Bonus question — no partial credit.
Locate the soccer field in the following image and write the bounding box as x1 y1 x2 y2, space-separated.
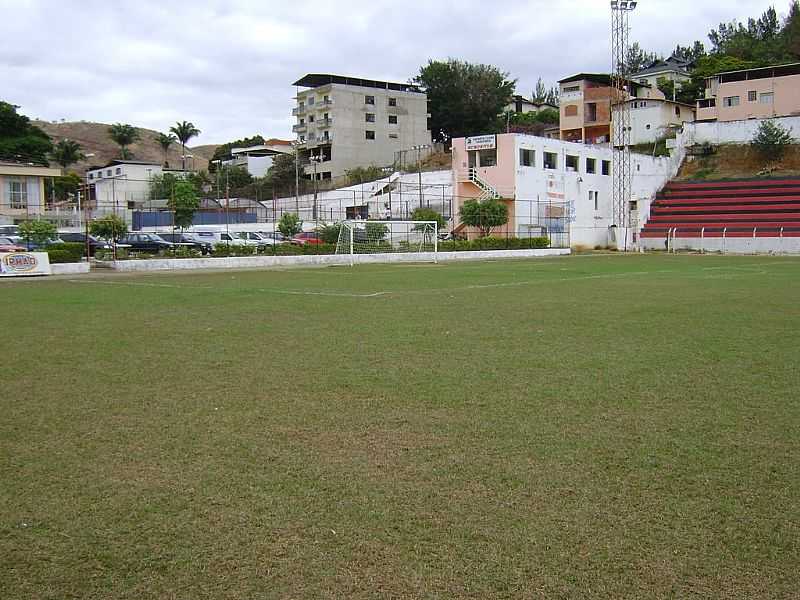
2 254 799 599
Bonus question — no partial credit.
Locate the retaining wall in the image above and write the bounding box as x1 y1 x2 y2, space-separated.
642 236 800 254
107 249 570 273
681 116 800 146
51 262 91 275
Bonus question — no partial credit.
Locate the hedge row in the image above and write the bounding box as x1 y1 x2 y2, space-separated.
438 237 550 251
212 243 338 257
44 242 85 264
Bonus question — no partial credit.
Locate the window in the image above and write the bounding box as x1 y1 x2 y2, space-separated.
106 169 112 176
602 160 611 175
307 96 315 105
389 133 399 139
299 135 305 142
564 104 578 117
639 79 648 85
543 152 557 170
388 115 398 124
365 95 375 105
723 96 740 107
89 173 94 180
586 157 596 174
675 106 680 117
586 102 598 122
760 92 774 104
748 90 757 102
590 191 599 211
519 148 534 167
388 97 397 107
8 178 27 209
115 167 122 175
299 118 305 125
366 130 375 140
365 113 375 123
323 95 329 103
563 85 580 93
478 149 497 167
566 155 579 171
309 115 315 123
646 124 651 130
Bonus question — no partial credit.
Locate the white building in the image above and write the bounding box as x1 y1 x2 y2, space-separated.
632 55 693 90
452 133 676 249
628 98 695 145
224 140 293 178
86 160 188 210
505 95 558 115
292 74 431 180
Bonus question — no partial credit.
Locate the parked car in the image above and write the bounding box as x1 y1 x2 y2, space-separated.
0 236 27 252
258 231 287 244
58 233 113 254
191 229 247 247
238 231 277 247
291 232 324 245
157 232 213 255
0 226 20 238
117 233 174 254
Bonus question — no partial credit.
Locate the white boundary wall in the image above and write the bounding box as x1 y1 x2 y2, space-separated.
642 235 800 254
680 116 800 146
106 249 570 273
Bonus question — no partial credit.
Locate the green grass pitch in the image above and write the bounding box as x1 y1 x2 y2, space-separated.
2 254 799 599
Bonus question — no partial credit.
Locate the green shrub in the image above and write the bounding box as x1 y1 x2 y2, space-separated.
752 119 794 162
45 242 84 263
318 223 342 244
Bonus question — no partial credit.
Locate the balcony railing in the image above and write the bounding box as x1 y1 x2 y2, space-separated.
316 99 334 108
317 117 333 128
292 106 307 116
292 122 307 132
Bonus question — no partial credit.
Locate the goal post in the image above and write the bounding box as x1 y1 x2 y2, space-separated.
335 220 438 265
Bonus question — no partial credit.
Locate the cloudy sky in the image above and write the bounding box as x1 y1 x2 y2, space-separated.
0 0 784 145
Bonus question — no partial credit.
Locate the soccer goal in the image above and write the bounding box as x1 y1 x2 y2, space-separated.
335 221 438 265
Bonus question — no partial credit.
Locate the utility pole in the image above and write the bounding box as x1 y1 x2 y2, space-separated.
411 144 430 209
293 141 301 215
310 155 321 224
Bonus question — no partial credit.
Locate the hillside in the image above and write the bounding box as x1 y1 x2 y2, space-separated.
677 144 800 180
34 121 219 174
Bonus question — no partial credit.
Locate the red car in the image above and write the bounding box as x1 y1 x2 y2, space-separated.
291 232 324 245
0 237 26 252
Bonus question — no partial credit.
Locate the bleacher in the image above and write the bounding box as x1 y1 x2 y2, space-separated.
641 178 800 240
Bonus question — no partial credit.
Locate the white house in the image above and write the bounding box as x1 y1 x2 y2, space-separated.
628 98 695 145
224 140 293 178
86 160 190 210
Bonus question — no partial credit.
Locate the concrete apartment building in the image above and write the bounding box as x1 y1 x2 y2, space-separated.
558 73 667 145
292 74 431 180
0 161 62 223
628 97 695 144
697 62 800 122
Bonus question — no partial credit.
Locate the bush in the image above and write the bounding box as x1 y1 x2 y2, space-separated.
19 220 57 247
437 236 549 252
411 207 447 230
318 223 342 244
277 213 302 238
45 243 85 263
752 119 794 162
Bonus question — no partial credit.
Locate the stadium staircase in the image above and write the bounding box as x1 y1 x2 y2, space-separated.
640 178 800 242
465 168 502 201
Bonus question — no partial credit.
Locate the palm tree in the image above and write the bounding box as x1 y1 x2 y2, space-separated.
169 121 201 171
155 132 177 168
49 139 85 169
108 123 139 159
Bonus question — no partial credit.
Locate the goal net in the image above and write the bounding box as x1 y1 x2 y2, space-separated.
335 221 438 263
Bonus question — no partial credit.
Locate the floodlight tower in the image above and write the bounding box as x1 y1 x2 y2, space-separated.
611 0 637 250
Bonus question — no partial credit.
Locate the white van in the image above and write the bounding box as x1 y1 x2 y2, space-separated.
191 228 248 247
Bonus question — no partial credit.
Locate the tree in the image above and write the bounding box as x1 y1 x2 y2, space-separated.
155 132 176 167
413 59 516 142
267 152 304 195
170 121 201 171
626 42 660 74
89 214 128 243
459 198 509 237
168 181 201 231
224 166 253 192
532 78 558 106
318 222 342 244
108 123 139 159
411 207 447 230
785 1 800 59
18 219 57 248
673 41 707 63
52 172 82 202
751 119 794 162
277 212 302 238
345 165 385 184
0 101 52 164
499 109 559 136
49 139 85 169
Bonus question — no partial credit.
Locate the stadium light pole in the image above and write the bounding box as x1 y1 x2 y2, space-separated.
310 154 322 224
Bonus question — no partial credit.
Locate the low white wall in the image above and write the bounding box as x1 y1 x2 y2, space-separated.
51 262 91 275
108 249 570 272
642 236 800 254
681 116 800 146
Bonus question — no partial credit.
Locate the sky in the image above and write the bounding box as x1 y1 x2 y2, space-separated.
0 0 785 145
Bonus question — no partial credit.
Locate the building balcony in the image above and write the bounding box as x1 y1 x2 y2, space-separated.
292 122 307 133
316 99 334 109
292 106 307 116
317 117 333 128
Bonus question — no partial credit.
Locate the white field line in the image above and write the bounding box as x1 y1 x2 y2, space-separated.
65 262 786 300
